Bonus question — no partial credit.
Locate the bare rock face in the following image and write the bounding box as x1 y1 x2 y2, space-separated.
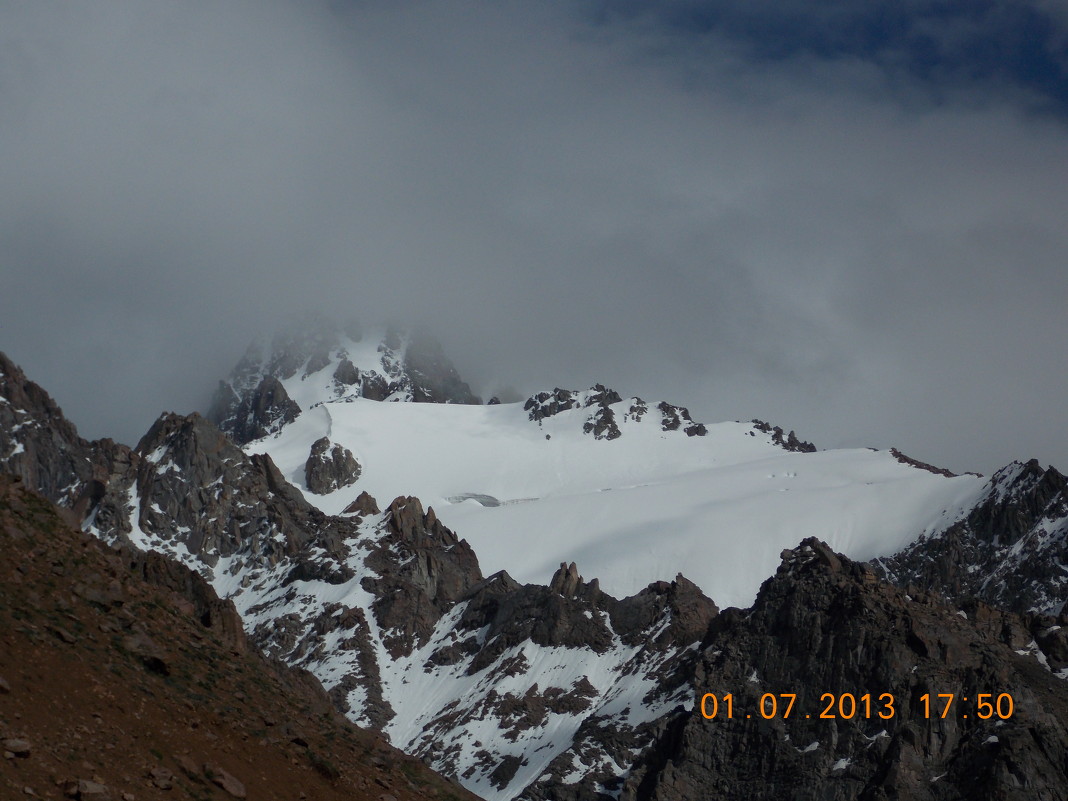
209 375 300 445
621 538 1068 801
332 358 359 386
363 496 483 657
304 437 361 495
583 402 622 441
343 490 380 516
524 388 582 422
0 351 121 511
91 411 358 586
657 401 707 437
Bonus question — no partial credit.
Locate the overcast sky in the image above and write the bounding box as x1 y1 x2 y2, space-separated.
1 0 1066 475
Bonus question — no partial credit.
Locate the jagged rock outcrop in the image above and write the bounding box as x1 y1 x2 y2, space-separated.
343 490 381 516
658 401 707 437
305 437 361 494
621 538 1068 801
364 496 483 657
524 385 707 440
0 351 116 509
751 418 816 452
90 411 358 586
584 403 622 440
876 459 1068 616
209 375 301 445
394 564 719 799
524 387 585 422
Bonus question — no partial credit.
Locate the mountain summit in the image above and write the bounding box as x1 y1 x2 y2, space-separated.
208 320 479 444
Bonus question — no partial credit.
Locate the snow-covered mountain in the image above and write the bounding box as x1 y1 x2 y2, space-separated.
3 329 1068 800
210 324 989 610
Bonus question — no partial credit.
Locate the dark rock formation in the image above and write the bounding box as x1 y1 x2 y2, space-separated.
0 351 115 510
626 398 648 423
363 496 483 657
343 490 380 516
524 388 582 422
90 411 358 585
583 403 622 440
659 401 707 437
889 447 961 478
621 538 1068 801
209 375 301 445
304 437 361 495
751 419 816 452
524 384 706 441
332 357 360 386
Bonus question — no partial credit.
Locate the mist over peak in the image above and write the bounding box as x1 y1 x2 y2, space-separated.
1 0 1066 476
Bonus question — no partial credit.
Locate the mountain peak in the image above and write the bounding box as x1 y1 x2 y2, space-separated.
208 320 480 444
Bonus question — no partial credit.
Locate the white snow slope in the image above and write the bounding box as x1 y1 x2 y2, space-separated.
246 337 987 610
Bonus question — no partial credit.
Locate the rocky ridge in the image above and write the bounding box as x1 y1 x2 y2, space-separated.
875 459 1068 616
0 351 122 515
750 418 816 453
620 538 1068 800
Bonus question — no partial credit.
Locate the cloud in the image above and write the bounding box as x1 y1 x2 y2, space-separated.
1 0 1066 475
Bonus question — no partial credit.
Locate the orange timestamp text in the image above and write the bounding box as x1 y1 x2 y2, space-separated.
699 692 1015 721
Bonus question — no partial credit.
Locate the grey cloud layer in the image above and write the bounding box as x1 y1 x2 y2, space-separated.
1 0 1066 475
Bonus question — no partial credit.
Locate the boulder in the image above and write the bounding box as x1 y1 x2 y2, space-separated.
304 438 361 495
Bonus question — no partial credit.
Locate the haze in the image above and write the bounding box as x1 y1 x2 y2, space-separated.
2 0 1066 476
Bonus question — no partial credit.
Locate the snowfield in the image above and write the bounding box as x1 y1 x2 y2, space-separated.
250 380 986 609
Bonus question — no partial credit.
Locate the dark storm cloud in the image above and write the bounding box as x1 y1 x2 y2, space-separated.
1 0 1067 476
